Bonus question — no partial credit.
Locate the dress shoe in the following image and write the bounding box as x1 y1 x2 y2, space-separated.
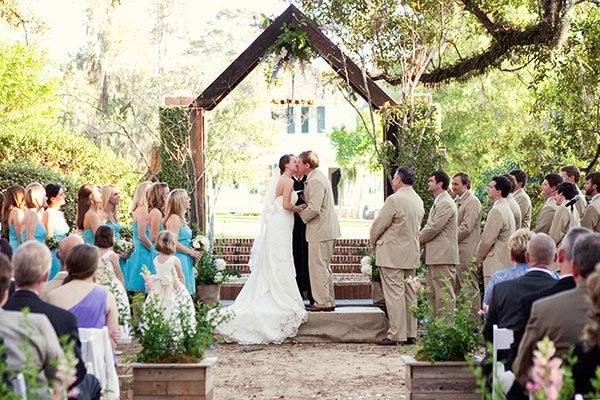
306 305 335 312
378 338 397 346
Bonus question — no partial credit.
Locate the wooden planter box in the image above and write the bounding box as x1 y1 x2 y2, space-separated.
196 284 221 305
131 357 217 399
402 355 481 400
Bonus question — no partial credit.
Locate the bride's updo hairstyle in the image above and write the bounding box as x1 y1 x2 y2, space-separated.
278 154 294 175
64 244 99 284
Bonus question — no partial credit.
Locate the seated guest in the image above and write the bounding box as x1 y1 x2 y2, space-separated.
483 233 558 370
0 238 15 297
41 234 84 300
483 228 533 311
0 252 67 389
520 227 590 318
572 264 600 396
510 232 600 399
46 244 119 347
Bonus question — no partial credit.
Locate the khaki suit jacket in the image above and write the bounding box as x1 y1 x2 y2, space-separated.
456 190 482 266
548 204 580 245
581 194 600 232
575 187 587 220
533 198 558 234
513 285 590 386
419 191 460 265
475 198 515 273
0 310 66 387
507 194 523 229
513 188 532 229
370 186 424 269
300 169 341 242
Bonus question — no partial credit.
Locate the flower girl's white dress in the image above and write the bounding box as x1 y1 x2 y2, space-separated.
97 251 131 326
144 255 196 330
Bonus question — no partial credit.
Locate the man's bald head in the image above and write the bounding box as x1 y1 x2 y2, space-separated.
525 233 557 268
58 234 84 269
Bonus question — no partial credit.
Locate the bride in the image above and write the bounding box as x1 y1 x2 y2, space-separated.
215 154 309 344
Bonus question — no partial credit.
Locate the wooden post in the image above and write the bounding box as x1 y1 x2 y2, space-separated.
189 105 207 234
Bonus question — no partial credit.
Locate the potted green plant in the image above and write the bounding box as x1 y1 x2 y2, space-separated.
129 296 226 399
403 276 483 400
194 240 240 305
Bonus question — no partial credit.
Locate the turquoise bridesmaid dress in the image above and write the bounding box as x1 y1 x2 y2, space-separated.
125 223 153 291
21 224 47 244
8 224 20 251
104 221 127 277
175 224 195 295
48 214 69 280
82 228 95 245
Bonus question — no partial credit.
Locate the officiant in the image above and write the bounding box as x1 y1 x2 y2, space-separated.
293 174 314 304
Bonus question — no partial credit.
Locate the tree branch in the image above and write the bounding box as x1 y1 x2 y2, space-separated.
459 0 502 38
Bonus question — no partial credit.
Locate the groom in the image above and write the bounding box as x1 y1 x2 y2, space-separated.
298 150 341 312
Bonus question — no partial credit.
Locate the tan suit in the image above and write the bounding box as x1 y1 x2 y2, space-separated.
507 193 523 230
513 188 532 229
419 191 459 316
0 310 66 387
476 197 515 284
300 169 341 308
513 285 590 386
581 194 600 232
548 204 580 245
533 197 558 234
575 186 587 220
455 190 482 307
41 271 67 301
370 186 424 341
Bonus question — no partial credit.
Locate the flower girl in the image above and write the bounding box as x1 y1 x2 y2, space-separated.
142 231 196 331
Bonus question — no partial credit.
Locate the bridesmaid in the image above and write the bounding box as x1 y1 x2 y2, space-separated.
42 184 69 280
76 184 104 244
164 189 202 295
1 185 26 251
125 181 153 292
21 183 47 244
148 183 169 245
99 184 122 240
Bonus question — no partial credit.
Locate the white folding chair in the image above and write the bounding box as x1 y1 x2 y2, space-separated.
493 324 515 399
79 327 119 400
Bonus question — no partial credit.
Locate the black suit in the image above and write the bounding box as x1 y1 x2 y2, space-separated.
520 275 576 319
292 175 313 303
3 289 86 386
483 269 557 369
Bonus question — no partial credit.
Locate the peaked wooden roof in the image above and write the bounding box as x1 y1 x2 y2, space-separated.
193 4 395 111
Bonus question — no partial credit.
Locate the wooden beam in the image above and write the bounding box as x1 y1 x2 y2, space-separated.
189 106 206 233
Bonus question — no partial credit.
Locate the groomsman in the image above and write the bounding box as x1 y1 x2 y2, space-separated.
509 169 532 229
451 172 482 306
504 174 523 229
419 171 459 317
560 165 587 218
370 167 424 345
534 173 563 234
582 171 600 232
476 176 516 285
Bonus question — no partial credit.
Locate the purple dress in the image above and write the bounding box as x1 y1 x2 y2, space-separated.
69 286 108 329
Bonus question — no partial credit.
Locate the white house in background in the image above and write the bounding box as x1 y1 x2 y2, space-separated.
215 61 384 219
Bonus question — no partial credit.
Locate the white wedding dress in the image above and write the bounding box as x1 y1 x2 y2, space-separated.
215 191 308 344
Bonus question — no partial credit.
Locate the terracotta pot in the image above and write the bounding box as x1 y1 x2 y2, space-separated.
196 284 221 305
402 355 481 400
131 357 217 399
371 280 386 306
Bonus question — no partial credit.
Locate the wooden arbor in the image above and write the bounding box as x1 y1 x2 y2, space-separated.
190 4 396 232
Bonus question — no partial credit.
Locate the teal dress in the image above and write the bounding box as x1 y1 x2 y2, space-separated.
82 228 95 245
8 224 20 251
175 224 195 295
48 213 70 280
125 223 153 291
21 224 47 244
104 221 127 277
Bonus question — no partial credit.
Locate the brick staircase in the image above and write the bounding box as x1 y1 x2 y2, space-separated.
215 238 372 300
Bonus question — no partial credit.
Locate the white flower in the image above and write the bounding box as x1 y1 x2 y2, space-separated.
214 272 224 284
192 235 210 250
214 258 226 271
360 256 373 267
360 263 372 277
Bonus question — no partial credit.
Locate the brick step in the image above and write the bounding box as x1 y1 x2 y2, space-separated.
217 245 369 256
215 238 369 247
220 273 371 300
226 263 362 274
217 254 365 264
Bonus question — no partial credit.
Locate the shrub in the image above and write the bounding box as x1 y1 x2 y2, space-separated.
0 162 79 225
